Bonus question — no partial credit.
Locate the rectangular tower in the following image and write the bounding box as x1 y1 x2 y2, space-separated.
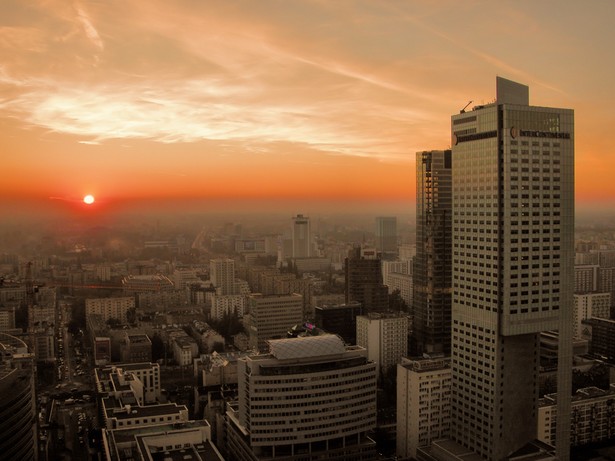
413 150 452 355
292 214 312 258
449 77 573 460
375 216 397 257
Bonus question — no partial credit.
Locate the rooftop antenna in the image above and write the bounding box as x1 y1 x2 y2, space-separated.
460 100 473 114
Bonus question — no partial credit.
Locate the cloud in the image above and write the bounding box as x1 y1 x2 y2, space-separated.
75 3 104 51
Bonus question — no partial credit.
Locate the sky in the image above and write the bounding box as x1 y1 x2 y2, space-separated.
1 0 614 216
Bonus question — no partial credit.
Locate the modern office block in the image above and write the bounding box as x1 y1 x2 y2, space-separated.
445 77 574 460
413 149 452 355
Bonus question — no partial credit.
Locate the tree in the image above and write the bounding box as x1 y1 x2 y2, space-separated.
106 317 121 328
126 307 137 325
151 333 165 362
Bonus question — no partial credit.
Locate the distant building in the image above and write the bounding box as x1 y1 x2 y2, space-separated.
120 333 152 364
573 293 611 339
375 216 397 257
245 293 303 351
95 362 161 404
292 214 312 258
582 317 615 361
575 265 599 293
86 297 135 324
122 274 174 293
397 356 452 460
387 272 412 307
226 335 378 460
0 307 15 331
356 312 408 376
345 246 388 313
211 294 247 321
210 258 236 295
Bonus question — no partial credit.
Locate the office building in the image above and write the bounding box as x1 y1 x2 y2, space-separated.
314 301 363 345
356 312 408 376
375 216 397 257
226 334 378 460
573 292 611 339
582 317 615 360
85 296 135 324
442 77 574 460
414 149 452 355
95 362 161 404
245 293 303 351
345 246 389 313
538 385 615 448
397 356 452 460
0 332 35 461
120 333 152 364
575 265 599 293
210 258 236 295
211 294 247 321
292 214 312 258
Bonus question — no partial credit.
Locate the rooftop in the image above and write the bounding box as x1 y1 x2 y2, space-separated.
268 334 346 360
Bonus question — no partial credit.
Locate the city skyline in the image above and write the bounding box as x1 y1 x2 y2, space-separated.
1 1 614 217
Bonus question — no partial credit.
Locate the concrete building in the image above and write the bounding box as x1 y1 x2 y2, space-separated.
292 214 312 258
414 149 452 355
85 296 135 324
172 268 201 290
442 77 575 460
0 307 15 330
0 332 36 461
538 385 615 448
120 333 152 364
122 274 174 293
211 294 247 321
573 292 611 339
356 312 408 376
575 265 599 293
245 293 304 351
382 259 411 289
210 258 236 295
375 216 397 257
386 272 413 307
96 362 161 404
397 356 452 460
582 317 615 361
226 334 378 460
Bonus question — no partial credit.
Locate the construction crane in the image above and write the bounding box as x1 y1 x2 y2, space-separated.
460 100 473 114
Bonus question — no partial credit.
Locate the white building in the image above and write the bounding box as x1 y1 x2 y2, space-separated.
211 294 247 321
226 334 377 460
387 272 413 307
210 258 236 295
443 77 575 460
356 312 408 376
573 292 611 339
85 297 135 324
538 385 615 448
95 362 161 404
172 268 200 290
397 356 452 460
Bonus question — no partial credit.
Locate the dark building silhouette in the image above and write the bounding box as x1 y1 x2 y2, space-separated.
413 149 452 355
344 247 388 313
314 301 363 345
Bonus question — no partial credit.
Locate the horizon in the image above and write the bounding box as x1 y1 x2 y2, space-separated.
2 1 615 215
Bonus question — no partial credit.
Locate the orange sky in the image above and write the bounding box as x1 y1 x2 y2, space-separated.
1 1 614 214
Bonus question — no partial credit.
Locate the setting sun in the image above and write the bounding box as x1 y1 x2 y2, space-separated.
83 195 95 205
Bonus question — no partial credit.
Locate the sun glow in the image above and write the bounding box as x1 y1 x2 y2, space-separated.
83 194 95 204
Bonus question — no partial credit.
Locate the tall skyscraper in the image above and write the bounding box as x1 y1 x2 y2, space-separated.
447 77 574 460
375 216 397 257
292 214 312 258
413 150 452 355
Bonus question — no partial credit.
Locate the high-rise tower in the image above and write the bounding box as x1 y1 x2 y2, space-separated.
448 77 573 460
375 216 397 257
292 214 312 258
413 150 452 355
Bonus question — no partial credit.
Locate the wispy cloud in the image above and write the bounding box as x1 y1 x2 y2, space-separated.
75 3 104 51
